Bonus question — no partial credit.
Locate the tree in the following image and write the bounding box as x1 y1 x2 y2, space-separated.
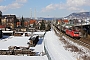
46 23 51 31
40 20 45 30
14 18 19 28
21 16 24 28
12 15 19 28
33 22 36 28
0 11 2 25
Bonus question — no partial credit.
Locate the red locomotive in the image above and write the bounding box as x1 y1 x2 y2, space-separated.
66 28 80 38
61 24 80 38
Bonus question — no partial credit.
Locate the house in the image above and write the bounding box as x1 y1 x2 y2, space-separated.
24 21 29 27
63 19 69 24
1 15 18 29
57 20 62 25
16 22 21 27
0 25 5 30
29 19 36 27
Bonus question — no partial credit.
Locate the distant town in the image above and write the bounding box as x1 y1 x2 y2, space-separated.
0 11 51 32
0 10 90 37
1 10 90 35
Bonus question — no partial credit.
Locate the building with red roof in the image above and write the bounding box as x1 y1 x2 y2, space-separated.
0 25 5 30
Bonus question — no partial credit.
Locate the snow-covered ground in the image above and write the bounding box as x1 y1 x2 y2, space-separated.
0 32 48 60
62 36 90 60
44 30 76 60
0 29 90 60
48 28 90 60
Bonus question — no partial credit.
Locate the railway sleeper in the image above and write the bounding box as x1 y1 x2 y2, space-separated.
54 26 90 50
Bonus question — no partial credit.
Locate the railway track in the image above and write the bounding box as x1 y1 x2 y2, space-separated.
53 25 90 50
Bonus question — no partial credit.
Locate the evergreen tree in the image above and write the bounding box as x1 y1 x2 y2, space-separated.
46 23 51 31
14 18 19 28
0 11 2 25
14 15 19 28
56 20 58 24
33 22 36 28
21 16 24 27
40 20 45 30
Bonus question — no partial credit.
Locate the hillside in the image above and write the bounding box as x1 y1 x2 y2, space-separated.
66 12 90 19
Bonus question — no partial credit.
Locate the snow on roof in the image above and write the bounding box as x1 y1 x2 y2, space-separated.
0 36 29 50
15 32 23 33
75 22 90 26
2 31 13 33
62 24 74 28
33 32 45 35
44 30 76 60
29 35 39 40
15 32 45 35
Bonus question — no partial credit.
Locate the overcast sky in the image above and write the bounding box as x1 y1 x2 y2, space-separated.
0 0 90 18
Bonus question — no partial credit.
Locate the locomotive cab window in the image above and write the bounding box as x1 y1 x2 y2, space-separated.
74 32 79 34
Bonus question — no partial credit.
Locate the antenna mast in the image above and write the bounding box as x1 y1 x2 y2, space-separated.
34 8 37 19
30 8 32 19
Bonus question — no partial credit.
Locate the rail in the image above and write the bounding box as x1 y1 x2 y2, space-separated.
54 25 90 50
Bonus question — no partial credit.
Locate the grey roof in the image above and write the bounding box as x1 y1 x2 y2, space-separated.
2 15 16 19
